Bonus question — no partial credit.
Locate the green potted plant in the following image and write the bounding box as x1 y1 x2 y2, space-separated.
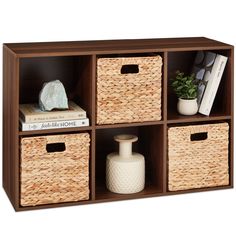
171 71 199 115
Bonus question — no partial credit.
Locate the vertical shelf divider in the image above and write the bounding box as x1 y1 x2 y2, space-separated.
163 51 168 193
91 54 97 200
163 51 168 122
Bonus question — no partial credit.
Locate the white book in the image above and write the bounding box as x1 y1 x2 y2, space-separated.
20 118 89 131
199 54 228 116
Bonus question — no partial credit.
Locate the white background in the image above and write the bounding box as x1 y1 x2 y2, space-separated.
0 0 235 235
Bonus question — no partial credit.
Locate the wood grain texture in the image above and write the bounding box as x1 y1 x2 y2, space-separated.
91 55 97 200
163 52 168 192
5 37 233 57
2 37 234 211
2 46 20 210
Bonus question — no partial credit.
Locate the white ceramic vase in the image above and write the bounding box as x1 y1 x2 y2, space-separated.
177 98 198 115
106 134 145 194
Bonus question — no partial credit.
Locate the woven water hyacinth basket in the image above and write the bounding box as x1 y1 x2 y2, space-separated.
96 56 162 124
168 123 229 191
20 133 90 206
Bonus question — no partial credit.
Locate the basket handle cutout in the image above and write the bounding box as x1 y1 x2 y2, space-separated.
46 142 66 153
190 132 208 141
121 64 139 74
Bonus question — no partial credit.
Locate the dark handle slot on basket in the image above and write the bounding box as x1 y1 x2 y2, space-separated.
121 64 139 74
46 142 66 153
191 132 208 141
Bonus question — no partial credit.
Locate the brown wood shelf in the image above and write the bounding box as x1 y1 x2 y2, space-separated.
15 185 233 211
167 113 232 124
2 37 234 211
95 183 163 201
95 120 164 129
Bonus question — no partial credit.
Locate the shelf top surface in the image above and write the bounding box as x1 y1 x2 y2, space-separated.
4 37 233 57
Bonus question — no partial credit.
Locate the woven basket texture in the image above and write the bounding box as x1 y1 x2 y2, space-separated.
168 123 229 191
20 133 90 206
96 56 162 124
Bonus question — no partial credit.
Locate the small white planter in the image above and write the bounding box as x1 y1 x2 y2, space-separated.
177 98 198 115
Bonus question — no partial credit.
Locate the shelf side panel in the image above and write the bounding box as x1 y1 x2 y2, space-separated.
2 46 19 210
229 48 234 187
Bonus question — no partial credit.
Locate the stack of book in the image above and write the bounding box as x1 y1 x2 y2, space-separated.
20 101 89 131
192 51 228 116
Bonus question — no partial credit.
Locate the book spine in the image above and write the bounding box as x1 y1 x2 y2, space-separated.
23 112 87 123
199 55 228 116
21 118 89 131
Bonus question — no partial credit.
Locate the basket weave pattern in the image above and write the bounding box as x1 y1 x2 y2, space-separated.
20 133 90 206
96 56 162 124
168 123 229 191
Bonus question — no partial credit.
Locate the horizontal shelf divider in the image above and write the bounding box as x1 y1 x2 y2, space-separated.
95 120 164 129
18 115 231 136
95 184 163 201
167 115 231 124
95 192 164 203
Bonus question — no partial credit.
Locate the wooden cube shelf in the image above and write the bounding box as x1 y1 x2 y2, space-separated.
2 37 234 211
